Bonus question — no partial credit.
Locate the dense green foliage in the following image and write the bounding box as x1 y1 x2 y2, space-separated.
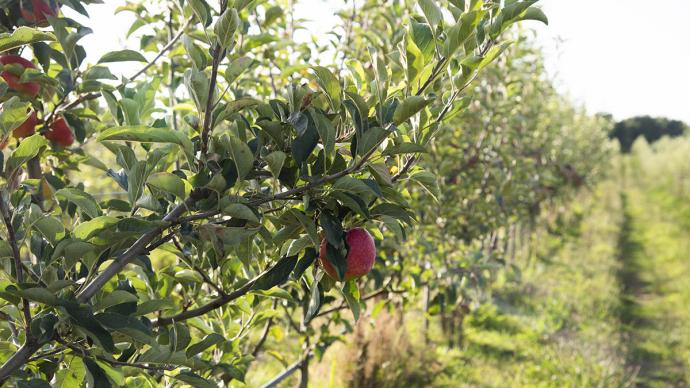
0 0 632 386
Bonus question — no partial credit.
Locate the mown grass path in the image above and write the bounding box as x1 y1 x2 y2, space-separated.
616 161 690 387
433 159 690 387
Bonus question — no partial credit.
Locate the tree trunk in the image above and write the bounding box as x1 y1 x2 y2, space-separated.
448 310 456 348
457 303 470 347
423 283 430 345
299 355 309 388
299 337 309 388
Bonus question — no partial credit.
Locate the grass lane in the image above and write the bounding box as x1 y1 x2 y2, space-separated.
617 158 690 387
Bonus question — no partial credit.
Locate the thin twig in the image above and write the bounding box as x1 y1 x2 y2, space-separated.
55 17 193 116
44 93 69 127
28 346 67 362
128 17 193 82
260 346 313 388
0 196 32 334
0 312 19 344
199 1 229 168
252 299 278 357
153 262 262 327
392 70 482 182
146 230 176 252
282 305 301 333
316 285 404 317
58 92 100 112
172 236 227 296
415 57 447 96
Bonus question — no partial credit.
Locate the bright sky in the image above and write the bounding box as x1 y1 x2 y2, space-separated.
534 0 690 123
63 0 690 123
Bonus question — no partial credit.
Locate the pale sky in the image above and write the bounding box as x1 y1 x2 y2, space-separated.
534 0 690 123
63 0 690 123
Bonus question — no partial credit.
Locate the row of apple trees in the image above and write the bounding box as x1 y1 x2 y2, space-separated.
0 0 554 386
384 35 612 348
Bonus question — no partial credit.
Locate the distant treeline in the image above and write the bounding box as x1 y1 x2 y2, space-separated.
610 116 687 153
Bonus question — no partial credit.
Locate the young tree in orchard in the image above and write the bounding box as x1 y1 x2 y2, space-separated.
382 37 613 348
0 0 547 385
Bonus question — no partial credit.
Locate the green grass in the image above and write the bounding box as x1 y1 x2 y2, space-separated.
428 148 690 387
614 155 690 387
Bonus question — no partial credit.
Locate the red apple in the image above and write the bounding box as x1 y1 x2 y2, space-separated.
19 0 60 26
13 110 38 138
45 117 74 147
0 55 40 98
319 228 376 281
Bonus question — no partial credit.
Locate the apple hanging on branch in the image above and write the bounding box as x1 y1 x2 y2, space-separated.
12 109 38 138
319 228 376 281
44 116 74 147
19 0 60 26
0 55 41 98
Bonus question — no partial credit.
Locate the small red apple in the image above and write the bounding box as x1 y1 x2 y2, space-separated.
19 0 60 26
0 55 40 98
13 110 38 138
319 228 376 281
45 117 74 147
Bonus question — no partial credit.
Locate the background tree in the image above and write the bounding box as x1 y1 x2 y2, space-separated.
610 115 687 153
